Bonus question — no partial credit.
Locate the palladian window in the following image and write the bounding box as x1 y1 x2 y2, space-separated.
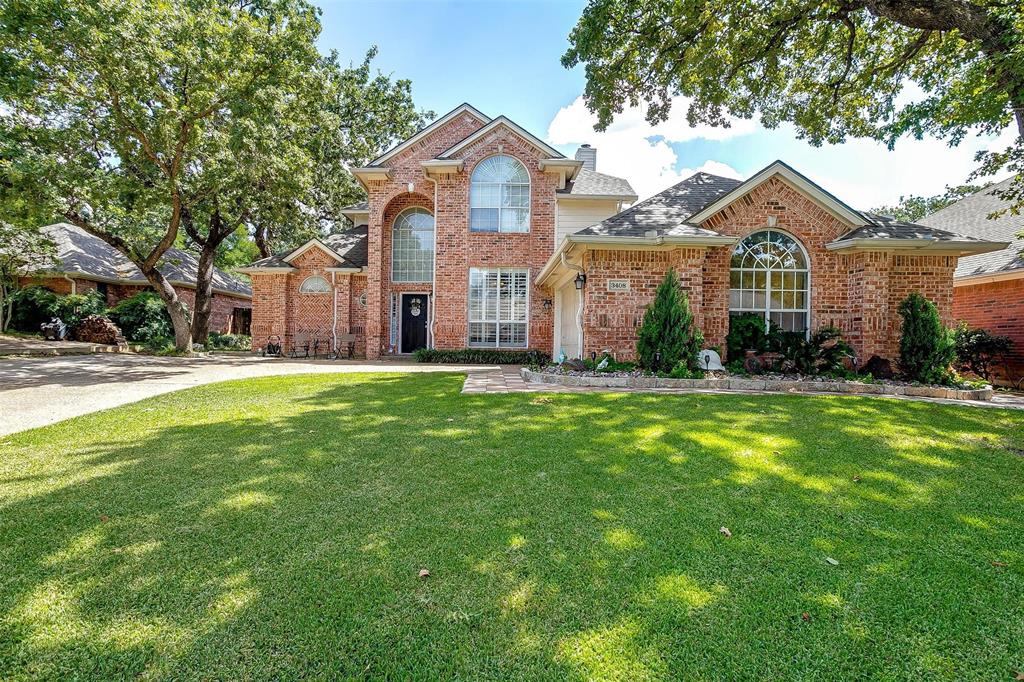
729 229 810 333
391 207 434 282
470 155 530 233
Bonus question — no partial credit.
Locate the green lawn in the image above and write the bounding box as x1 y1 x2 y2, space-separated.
1 373 1022 680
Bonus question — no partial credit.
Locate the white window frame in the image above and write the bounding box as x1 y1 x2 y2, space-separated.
469 154 531 234
467 267 530 348
298 275 331 294
728 228 811 335
391 207 435 283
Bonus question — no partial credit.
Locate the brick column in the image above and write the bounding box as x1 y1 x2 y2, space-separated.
848 251 891 361
365 186 386 359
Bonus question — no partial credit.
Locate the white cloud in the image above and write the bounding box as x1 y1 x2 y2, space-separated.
547 96 753 200
546 93 1017 209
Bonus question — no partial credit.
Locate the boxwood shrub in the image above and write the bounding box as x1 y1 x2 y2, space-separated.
412 348 550 365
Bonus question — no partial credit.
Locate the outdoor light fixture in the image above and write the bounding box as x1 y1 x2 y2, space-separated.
574 272 587 290
542 298 552 310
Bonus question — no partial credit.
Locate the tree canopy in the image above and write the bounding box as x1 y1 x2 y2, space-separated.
871 182 992 222
564 0 1024 206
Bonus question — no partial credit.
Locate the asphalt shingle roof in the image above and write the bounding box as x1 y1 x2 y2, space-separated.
341 201 369 212
557 168 636 199
838 213 989 242
325 226 368 268
916 178 1024 278
573 172 741 238
41 223 252 297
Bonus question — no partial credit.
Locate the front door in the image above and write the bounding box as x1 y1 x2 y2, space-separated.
400 294 428 353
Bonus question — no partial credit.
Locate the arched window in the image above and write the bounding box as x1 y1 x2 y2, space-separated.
470 155 530 233
299 275 330 294
729 229 809 333
391 207 434 282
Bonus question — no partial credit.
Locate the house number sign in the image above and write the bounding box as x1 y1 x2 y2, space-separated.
607 280 630 292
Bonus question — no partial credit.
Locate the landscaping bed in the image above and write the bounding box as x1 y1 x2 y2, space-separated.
523 366 994 400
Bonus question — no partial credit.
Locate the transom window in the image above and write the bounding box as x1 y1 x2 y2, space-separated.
470 155 530 233
298 275 330 294
468 268 529 347
729 229 809 333
391 207 434 282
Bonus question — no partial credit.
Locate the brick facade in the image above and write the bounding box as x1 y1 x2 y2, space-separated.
575 177 958 363
952 277 1024 385
18 275 251 335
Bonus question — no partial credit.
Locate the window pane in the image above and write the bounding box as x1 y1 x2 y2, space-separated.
730 229 809 334
392 208 434 282
470 208 499 232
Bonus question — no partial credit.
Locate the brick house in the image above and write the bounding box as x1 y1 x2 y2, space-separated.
240 103 1004 364
918 179 1024 385
21 223 253 335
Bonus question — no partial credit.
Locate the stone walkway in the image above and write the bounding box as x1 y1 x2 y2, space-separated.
466 365 1024 410
0 334 130 356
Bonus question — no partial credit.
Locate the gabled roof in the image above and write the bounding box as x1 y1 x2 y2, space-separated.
557 168 637 201
368 103 490 167
36 223 252 298
436 115 565 160
238 226 368 273
573 172 740 238
687 160 866 226
917 177 1024 280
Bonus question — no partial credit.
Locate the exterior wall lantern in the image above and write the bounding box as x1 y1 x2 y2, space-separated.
542 298 552 310
574 272 587 290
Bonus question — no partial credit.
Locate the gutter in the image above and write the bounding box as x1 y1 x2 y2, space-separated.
953 269 1024 287
62 274 77 295
825 238 1010 255
425 173 439 348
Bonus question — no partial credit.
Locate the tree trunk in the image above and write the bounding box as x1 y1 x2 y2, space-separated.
190 240 219 345
142 266 193 352
254 223 272 259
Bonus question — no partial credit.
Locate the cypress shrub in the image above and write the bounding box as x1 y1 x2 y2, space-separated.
635 268 703 373
897 292 955 384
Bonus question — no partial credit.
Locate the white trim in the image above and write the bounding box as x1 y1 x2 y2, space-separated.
282 238 346 265
350 167 393 191
826 237 1009 256
438 117 567 163
324 266 364 274
538 158 584 189
235 266 298 275
369 103 490 166
420 159 464 175
557 192 638 203
688 160 866 227
469 154 532 234
728 228 812 337
466 267 531 350
298 275 331 294
953 269 1024 286
390 206 435 283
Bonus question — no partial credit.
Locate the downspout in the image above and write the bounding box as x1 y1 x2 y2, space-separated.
560 251 585 358
330 271 338 353
425 174 439 348
62 274 77 295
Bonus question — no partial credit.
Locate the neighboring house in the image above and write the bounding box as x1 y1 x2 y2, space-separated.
239 103 1004 364
918 178 1024 384
20 223 253 335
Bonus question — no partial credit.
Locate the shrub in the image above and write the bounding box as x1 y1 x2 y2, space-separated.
776 327 853 375
667 362 705 379
897 293 955 384
108 291 173 342
953 322 1012 381
726 312 782 360
208 332 252 350
9 286 106 332
412 348 550 366
636 268 703 373
583 355 636 373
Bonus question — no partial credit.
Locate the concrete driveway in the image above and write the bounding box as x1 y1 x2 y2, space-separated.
0 353 490 436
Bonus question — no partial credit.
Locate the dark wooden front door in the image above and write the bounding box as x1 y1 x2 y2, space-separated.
400 294 428 353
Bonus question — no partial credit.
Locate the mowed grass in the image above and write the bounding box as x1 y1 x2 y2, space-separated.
1 373 1022 681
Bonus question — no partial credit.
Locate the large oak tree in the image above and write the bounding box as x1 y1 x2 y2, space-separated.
564 0 1024 207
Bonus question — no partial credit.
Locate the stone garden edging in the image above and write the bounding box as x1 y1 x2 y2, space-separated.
520 368 994 401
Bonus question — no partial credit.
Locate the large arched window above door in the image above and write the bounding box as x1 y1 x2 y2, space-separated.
470 154 530 233
391 207 434 282
729 229 810 333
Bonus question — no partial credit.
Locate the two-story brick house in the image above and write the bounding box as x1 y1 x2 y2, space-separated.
240 103 1005 363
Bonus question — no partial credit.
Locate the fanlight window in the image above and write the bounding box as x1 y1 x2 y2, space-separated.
470 155 530 233
729 229 809 333
392 207 435 282
299 275 330 294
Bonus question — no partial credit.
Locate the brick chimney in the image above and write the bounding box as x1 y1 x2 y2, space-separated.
574 144 596 172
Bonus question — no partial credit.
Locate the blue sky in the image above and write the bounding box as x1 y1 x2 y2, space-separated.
318 0 1013 206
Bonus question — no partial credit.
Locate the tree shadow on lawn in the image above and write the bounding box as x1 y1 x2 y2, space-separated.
1 373 1022 680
